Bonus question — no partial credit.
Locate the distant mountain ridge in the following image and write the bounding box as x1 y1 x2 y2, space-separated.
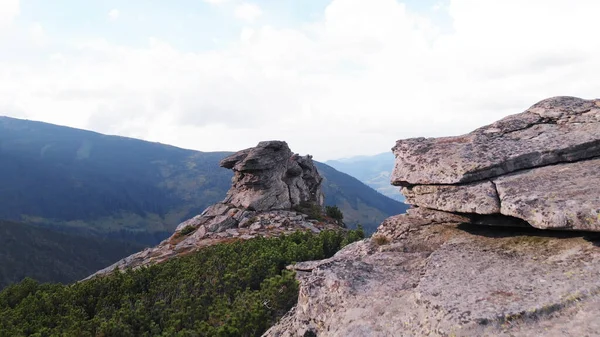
326 152 405 202
0 116 407 237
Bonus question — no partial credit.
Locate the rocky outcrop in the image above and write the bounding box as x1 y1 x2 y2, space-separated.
392 96 600 186
266 219 600 337
88 141 339 278
396 96 600 231
265 97 600 336
220 141 324 212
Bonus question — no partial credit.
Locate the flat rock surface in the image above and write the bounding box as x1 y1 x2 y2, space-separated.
391 96 600 186
495 158 600 230
265 217 600 337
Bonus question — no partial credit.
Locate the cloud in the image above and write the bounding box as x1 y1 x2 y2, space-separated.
29 22 47 46
0 0 19 29
234 3 262 22
1 0 600 160
204 0 228 4
108 9 120 21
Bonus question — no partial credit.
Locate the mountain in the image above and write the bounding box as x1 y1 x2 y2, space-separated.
325 152 405 202
0 116 407 238
316 163 408 232
0 219 143 289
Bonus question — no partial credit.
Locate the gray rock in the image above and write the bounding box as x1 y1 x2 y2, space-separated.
220 141 324 212
265 219 600 337
494 158 600 230
206 214 238 233
391 97 600 186
402 181 500 214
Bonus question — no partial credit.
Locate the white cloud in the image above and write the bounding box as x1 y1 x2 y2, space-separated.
108 9 120 21
29 22 47 46
234 3 262 23
204 0 228 4
1 0 600 160
0 0 19 29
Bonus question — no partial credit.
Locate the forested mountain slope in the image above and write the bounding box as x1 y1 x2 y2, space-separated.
0 116 407 237
0 220 142 289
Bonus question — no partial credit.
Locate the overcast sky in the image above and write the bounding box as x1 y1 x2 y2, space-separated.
1 0 599 160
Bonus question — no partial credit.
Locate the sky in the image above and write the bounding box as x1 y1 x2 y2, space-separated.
1 0 599 161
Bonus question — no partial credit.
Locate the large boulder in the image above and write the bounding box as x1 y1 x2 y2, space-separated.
221 141 324 212
394 96 600 231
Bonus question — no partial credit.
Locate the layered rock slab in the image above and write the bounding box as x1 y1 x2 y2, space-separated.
495 158 600 230
393 96 600 231
265 214 600 337
392 96 600 186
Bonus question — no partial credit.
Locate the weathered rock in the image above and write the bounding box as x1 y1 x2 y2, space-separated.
221 141 324 212
402 181 500 214
265 218 600 337
267 97 600 336
390 96 600 232
495 158 600 230
392 96 600 186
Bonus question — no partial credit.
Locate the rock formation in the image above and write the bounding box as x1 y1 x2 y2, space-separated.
88 141 339 278
265 97 600 336
394 96 600 231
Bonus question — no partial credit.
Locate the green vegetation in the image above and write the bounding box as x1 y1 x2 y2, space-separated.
325 205 344 222
176 225 198 237
293 201 324 221
0 229 364 336
0 220 143 290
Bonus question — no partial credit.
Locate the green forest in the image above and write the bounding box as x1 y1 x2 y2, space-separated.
0 229 364 337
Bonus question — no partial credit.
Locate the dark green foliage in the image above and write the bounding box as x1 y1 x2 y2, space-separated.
325 205 344 222
293 201 324 221
0 230 364 336
0 220 144 290
177 225 197 237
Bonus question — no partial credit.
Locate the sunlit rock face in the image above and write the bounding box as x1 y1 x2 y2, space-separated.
265 97 600 337
393 96 600 231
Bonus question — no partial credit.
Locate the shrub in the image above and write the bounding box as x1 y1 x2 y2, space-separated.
325 205 344 222
177 225 197 237
294 201 323 221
